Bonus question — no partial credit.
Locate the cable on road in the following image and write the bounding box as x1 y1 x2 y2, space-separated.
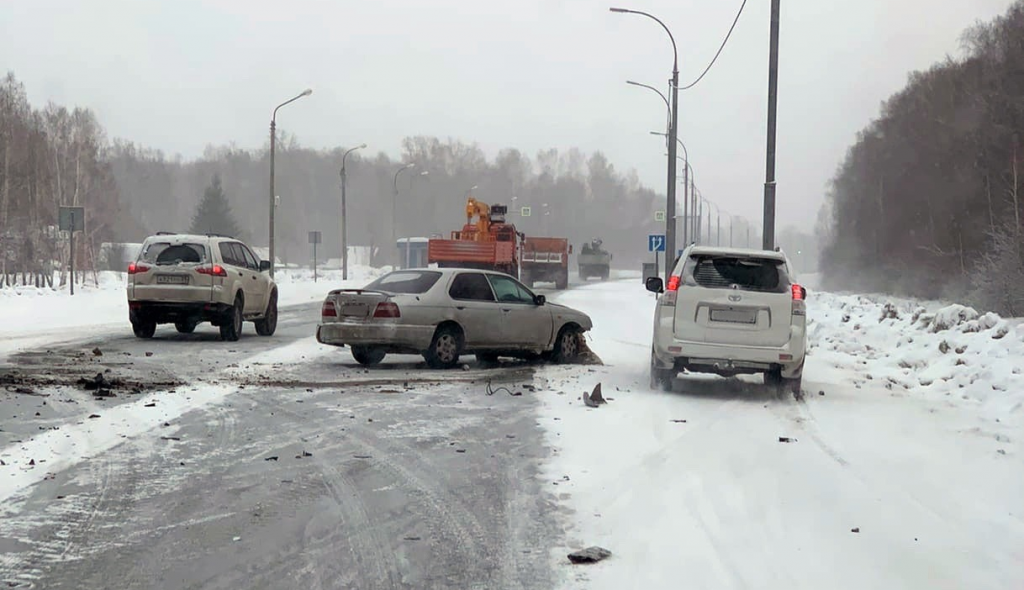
678 0 748 91
486 380 522 397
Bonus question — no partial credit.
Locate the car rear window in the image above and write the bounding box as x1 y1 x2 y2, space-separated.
687 255 790 293
142 242 207 265
364 270 442 294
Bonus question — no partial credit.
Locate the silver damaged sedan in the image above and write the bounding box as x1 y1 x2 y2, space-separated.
316 268 593 368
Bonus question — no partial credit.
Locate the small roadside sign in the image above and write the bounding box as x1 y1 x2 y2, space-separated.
521 206 532 217
655 210 666 222
308 231 322 244
58 206 85 232
648 234 666 252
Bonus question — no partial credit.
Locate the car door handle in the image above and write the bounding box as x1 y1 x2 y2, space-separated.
456 306 465 310
501 308 511 312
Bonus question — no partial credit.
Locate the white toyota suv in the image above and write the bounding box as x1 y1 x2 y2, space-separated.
645 245 807 393
126 233 278 341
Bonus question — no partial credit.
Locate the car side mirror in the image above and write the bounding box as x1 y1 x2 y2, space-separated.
259 260 271 272
533 294 546 306
645 276 664 293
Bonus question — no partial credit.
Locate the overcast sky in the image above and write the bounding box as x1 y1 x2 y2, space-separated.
0 0 1014 232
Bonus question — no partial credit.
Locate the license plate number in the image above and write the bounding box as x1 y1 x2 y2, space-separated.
157 275 189 285
710 308 756 324
340 303 368 316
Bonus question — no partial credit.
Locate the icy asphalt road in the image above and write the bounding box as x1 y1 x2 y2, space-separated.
1 274 1022 590
0 300 562 589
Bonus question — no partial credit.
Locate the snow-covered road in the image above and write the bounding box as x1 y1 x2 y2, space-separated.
539 280 1023 590
0 273 1021 589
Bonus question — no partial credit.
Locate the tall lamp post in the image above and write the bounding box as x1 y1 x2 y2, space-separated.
392 163 417 267
268 88 312 277
655 131 691 246
339 143 366 281
613 7 679 278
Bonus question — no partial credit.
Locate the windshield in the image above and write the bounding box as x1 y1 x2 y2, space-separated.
364 270 442 294
142 242 207 265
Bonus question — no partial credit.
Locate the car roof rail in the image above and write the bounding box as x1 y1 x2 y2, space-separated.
205 233 234 239
155 231 177 235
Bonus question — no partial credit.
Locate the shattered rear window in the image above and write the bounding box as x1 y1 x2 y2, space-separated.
364 271 442 294
688 256 790 293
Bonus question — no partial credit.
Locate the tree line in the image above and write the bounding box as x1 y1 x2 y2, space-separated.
819 0 1024 315
2 70 786 286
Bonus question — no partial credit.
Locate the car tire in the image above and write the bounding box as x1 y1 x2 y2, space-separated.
424 325 463 369
650 349 674 391
174 320 197 334
255 291 278 336
351 345 386 366
764 367 784 387
132 320 156 339
549 324 582 364
219 295 244 342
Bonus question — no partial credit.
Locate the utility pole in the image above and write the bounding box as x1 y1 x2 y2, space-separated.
268 89 312 278
762 0 781 250
340 144 366 281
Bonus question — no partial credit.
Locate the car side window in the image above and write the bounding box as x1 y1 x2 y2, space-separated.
218 243 240 267
230 243 250 269
448 273 496 302
486 275 534 304
240 245 259 270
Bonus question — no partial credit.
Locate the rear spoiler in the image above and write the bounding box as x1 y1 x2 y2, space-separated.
327 288 391 296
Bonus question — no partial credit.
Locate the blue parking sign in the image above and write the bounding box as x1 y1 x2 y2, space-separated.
648 234 666 252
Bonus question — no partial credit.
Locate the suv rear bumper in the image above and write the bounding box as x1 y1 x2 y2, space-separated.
129 301 233 325
653 334 806 378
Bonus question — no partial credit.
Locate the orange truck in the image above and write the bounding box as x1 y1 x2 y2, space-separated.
521 237 570 290
427 198 572 289
427 198 521 277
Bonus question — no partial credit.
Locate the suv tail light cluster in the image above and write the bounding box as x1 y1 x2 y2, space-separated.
127 262 151 275
373 302 401 318
322 300 337 318
663 275 681 306
197 265 227 277
791 283 806 316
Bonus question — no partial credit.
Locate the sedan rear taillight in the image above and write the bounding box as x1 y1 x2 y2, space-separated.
373 302 401 318
128 262 151 275
197 265 227 277
321 301 337 318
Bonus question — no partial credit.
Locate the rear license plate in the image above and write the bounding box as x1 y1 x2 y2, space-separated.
157 275 189 285
710 308 756 324
340 303 369 316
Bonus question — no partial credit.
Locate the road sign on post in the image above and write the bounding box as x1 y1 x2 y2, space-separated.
520 206 531 217
655 210 666 222
58 206 85 295
308 231 322 283
647 234 666 252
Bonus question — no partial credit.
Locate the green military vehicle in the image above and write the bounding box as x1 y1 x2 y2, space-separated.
578 238 612 281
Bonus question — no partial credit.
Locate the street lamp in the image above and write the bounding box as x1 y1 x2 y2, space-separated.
400 170 429 268
339 143 366 281
612 7 679 279
655 131 692 245
392 163 417 267
268 88 312 277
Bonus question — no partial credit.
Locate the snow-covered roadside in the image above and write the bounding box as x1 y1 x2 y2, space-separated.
540 280 1024 590
0 267 384 360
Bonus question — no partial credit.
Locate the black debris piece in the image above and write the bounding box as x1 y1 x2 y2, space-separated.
354 454 372 459
851 527 860 533
778 437 796 443
144 402 156 408
264 456 279 461
456 449 466 453
92 347 103 356
28 459 35 466
88 414 101 419
296 450 313 458
583 383 606 408
404 536 422 541
567 546 612 564
161 436 181 441
145 352 154 357
670 419 687 423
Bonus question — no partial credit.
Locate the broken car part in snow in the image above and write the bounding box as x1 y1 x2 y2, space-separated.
582 383 606 408
568 546 612 564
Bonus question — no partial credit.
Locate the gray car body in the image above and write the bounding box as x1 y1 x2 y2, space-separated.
316 268 592 356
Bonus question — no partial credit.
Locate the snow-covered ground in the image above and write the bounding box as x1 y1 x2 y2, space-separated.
0 267 384 359
542 279 1023 590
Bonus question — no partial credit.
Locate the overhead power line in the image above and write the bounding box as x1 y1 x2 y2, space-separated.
678 0 749 91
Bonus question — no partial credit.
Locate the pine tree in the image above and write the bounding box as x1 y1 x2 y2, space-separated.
189 174 241 238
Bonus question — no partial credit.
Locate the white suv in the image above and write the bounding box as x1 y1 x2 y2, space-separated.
645 246 807 393
126 233 278 341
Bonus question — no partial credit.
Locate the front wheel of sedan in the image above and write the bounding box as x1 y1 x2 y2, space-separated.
550 325 582 364
424 325 463 369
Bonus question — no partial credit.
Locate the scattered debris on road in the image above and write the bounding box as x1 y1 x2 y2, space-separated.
88 413 101 419
296 450 313 458
354 454 372 459
160 436 181 441
144 402 156 407
404 536 422 541
568 546 612 564
778 437 797 443
582 383 606 407
851 527 861 533
486 380 523 396
670 419 687 423
92 347 103 356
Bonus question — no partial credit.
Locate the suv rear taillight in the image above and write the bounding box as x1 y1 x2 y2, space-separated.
792 283 806 316
128 262 151 275
373 302 401 318
663 275 681 306
197 265 227 277
321 301 337 318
